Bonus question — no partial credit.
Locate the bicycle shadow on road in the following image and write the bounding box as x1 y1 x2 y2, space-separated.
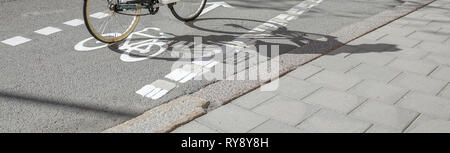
107 17 401 62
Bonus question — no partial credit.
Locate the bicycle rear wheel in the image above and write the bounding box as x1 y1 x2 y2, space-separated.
168 0 207 22
84 0 141 43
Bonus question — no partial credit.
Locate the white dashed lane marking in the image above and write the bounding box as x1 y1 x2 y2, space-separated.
136 80 177 100
34 27 62 36
90 12 110 19
165 59 214 84
1 36 31 46
165 68 192 82
64 19 84 27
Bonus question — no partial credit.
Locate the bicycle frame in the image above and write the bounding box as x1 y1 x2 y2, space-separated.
115 0 151 9
115 0 172 10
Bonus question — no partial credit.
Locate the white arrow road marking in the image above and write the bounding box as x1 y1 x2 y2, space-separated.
64 19 84 27
200 1 233 16
34 27 62 36
1 36 31 46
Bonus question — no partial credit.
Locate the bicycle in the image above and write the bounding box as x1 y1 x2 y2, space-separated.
83 0 207 43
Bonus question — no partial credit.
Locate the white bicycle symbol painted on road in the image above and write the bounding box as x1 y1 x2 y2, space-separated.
74 27 175 62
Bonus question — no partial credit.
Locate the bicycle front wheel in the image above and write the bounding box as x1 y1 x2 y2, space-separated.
84 0 141 43
169 0 207 22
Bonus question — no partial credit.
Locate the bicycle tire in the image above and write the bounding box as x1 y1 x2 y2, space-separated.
83 0 141 43
168 0 207 22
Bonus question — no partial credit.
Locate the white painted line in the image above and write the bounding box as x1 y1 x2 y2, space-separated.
151 89 169 100
205 61 219 68
136 85 156 96
145 88 161 98
64 19 84 27
296 10 306 15
179 73 198 83
165 68 191 81
287 8 300 14
136 80 177 100
286 15 297 21
90 12 110 19
34 27 62 36
297 3 309 8
192 59 213 66
1 36 31 46
275 14 290 20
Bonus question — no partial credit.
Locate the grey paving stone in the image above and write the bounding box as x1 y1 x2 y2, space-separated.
359 30 388 40
408 31 449 43
423 52 450 66
365 124 402 133
172 121 218 133
274 77 321 100
376 35 421 48
430 66 450 82
439 84 450 99
428 21 450 32
384 47 429 60
307 70 362 91
407 120 450 133
399 17 431 27
404 11 426 19
232 89 277 109
297 109 371 133
417 42 450 56
328 45 359 58
249 120 307 133
397 91 450 119
310 55 360 72
345 52 396 66
387 19 408 28
445 38 450 46
350 100 419 129
440 27 450 34
302 88 365 114
196 104 268 133
348 63 401 83
349 80 408 104
373 26 415 37
287 64 323 80
387 58 438 75
252 96 320 126
423 13 450 22
390 73 447 95
402 21 441 33
404 114 437 133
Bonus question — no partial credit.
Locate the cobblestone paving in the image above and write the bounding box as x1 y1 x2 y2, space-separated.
173 0 450 133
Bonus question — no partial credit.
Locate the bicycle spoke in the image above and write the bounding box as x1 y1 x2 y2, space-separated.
84 0 141 43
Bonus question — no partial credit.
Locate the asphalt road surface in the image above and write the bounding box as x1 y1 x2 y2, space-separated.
0 0 402 132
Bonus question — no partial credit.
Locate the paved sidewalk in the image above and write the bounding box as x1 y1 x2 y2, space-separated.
173 0 450 133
